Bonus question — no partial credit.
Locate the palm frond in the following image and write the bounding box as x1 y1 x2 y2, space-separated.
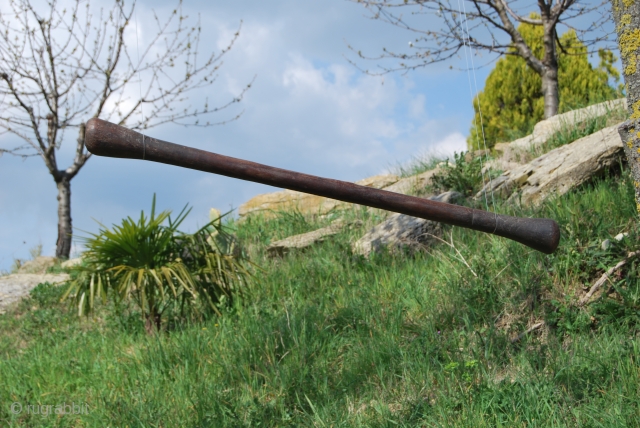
62 195 254 332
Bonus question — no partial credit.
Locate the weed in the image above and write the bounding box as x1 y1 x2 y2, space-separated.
430 152 485 196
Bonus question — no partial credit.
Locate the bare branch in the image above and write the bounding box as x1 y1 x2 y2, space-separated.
346 0 615 77
499 0 543 25
0 71 48 155
1 0 250 158
578 251 640 306
0 0 252 256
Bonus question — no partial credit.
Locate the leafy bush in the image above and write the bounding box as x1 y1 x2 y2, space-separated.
430 152 484 197
29 282 66 307
63 196 253 333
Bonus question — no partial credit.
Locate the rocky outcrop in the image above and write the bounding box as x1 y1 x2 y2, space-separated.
17 256 58 274
380 168 441 196
512 98 625 150
238 174 400 219
356 174 401 189
61 257 83 268
0 273 70 313
238 190 335 219
266 219 361 257
477 124 625 206
485 98 627 171
352 192 464 257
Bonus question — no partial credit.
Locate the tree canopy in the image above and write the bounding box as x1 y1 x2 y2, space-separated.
468 16 623 151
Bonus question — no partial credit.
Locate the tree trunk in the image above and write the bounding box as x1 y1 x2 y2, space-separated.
542 22 560 119
144 313 162 335
55 176 73 259
610 0 640 214
541 67 559 119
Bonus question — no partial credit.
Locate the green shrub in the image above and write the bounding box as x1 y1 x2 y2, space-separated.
430 152 484 197
63 195 253 333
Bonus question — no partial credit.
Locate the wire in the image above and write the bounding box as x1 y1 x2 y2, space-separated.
457 0 497 228
134 2 146 160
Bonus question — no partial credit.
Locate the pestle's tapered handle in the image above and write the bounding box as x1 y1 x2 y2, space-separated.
85 118 560 254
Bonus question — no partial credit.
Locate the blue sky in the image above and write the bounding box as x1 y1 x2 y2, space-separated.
0 0 617 271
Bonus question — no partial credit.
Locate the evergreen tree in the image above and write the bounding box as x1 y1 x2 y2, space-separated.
468 16 623 151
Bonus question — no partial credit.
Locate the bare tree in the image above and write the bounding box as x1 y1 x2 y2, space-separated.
0 0 252 259
347 0 614 119
610 0 640 214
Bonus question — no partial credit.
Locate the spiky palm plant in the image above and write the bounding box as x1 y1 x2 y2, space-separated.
63 196 253 333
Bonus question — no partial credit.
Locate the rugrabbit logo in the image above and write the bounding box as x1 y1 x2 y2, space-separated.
10 401 89 417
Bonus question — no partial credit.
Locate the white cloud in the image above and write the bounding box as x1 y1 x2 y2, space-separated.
429 132 468 156
217 21 277 67
280 53 400 145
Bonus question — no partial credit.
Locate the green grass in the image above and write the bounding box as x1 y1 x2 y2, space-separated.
1 170 639 427
391 153 447 178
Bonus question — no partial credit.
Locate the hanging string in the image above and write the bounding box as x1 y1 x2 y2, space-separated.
456 0 497 220
134 3 146 160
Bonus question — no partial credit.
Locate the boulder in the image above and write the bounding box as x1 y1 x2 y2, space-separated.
61 257 83 268
509 98 625 153
352 191 464 257
267 219 361 257
476 123 625 206
16 256 58 274
238 174 400 219
355 174 401 189
238 190 331 219
0 273 70 313
493 142 510 155
380 168 441 196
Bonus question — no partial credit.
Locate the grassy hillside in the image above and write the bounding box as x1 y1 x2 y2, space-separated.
0 164 638 426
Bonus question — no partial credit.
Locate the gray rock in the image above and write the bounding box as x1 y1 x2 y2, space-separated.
17 256 58 274
510 98 626 152
267 220 361 257
352 191 464 257
614 233 628 242
61 257 83 268
491 98 626 168
601 233 629 250
475 123 625 206
381 168 441 196
0 273 70 313
429 191 465 205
